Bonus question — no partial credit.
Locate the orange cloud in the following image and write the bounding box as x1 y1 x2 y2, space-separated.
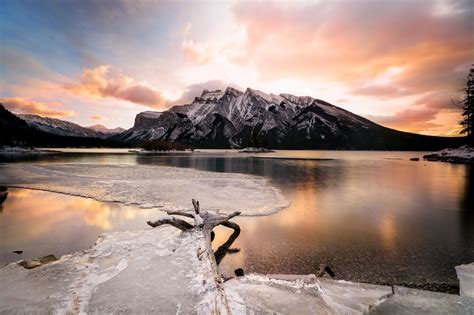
1 97 75 118
368 107 440 130
65 65 167 108
91 115 106 121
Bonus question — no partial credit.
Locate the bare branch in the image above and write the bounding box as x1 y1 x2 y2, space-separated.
219 220 241 232
147 217 193 231
206 212 241 228
225 211 241 221
192 199 200 214
148 200 241 232
166 210 194 218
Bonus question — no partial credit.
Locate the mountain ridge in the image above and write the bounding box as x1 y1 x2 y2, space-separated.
113 87 465 150
19 114 108 138
0 104 125 147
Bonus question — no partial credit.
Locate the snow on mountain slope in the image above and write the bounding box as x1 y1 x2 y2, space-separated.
113 87 384 147
19 114 109 138
89 125 125 134
113 86 461 150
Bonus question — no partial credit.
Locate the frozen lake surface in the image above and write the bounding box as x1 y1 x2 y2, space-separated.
0 149 473 292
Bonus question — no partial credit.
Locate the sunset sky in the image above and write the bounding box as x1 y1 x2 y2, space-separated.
1 0 472 135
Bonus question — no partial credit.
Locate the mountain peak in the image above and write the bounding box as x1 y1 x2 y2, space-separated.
245 87 283 104
224 86 243 95
200 89 223 98
88 124 125 134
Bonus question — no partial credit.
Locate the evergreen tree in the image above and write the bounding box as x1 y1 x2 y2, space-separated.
459 65 474 138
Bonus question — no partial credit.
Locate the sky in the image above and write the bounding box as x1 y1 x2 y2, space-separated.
0 0 473 135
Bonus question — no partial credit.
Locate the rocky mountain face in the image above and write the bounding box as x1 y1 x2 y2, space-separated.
114 87 464 150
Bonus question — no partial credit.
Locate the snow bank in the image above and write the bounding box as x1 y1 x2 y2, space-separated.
423 145 474 163
0 163 288 216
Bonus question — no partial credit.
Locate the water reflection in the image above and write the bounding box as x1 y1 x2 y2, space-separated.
212 226 241 266
460 165 474 245
0 188 159 264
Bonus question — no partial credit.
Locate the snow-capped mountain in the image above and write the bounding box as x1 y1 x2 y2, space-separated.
18 115 122 139
113 87 460 150
89 124 125 135
0 104 124 147
18 114 110 138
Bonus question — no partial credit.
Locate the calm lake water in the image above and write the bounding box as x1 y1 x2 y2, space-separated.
1 150 473 292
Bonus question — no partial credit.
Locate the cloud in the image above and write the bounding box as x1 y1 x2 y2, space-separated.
1 97 75 118
369 107 439 125
367 88 464 133
229 0 472 97
65 65 167 108
91 115 106 121
367 106 443 133
351 85 413 99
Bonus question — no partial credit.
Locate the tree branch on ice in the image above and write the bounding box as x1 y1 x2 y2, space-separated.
147 198 241 232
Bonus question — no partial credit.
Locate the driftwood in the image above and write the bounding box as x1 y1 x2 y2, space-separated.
147 199 241 313
147 199 241 233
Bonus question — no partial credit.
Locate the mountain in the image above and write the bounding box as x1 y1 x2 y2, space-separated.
19 114 109 138
89 124 125 135
0 104 125 147
113 87 466 150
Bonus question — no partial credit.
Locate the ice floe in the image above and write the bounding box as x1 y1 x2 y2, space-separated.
0 163 289 216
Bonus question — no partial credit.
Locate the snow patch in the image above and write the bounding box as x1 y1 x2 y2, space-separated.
424 145 474 163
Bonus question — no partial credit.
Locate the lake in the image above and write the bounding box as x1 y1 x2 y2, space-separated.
0 150 472 292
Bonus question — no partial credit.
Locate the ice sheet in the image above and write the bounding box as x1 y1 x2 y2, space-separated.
0 227 217 314
0 163 289 216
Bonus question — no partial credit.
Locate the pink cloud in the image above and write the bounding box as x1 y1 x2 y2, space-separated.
1 97 75 118
65 65 167 108
231 1 472 93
